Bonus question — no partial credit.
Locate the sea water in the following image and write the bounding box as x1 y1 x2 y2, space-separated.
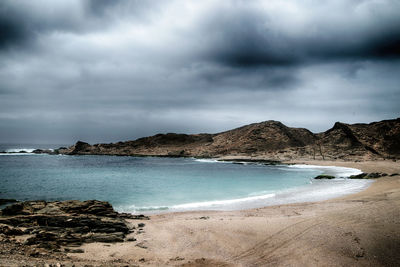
0 145 371 214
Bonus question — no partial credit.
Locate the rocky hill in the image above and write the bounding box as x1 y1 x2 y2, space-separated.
58 118 400 160
316 119 400 160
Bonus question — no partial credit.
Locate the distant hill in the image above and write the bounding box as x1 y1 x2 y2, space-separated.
59 118 400 160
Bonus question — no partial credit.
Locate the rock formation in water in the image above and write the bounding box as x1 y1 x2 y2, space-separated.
57 118 400 160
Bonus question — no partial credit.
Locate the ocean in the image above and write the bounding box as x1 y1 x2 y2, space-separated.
0 144 372 214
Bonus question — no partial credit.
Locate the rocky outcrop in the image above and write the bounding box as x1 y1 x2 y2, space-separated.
349 172 389 179
32 149 57 155
0 199 17 205
314 175 335 179
0 200 148 251
56 118 400 160
69 141 92 155
315 118 400 160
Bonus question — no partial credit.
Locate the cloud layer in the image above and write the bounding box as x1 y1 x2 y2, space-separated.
0 0 399 144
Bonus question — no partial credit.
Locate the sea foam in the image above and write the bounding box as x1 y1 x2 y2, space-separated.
288 164 363 177
5 148 36 153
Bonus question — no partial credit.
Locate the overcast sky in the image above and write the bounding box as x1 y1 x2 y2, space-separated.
1 0 399 144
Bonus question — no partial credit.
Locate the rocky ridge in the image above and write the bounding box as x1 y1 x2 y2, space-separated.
57 118 400 160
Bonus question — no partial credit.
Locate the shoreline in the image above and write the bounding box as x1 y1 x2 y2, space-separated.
74 160 400 266
130 162 370 215
129 159 382 216
0 153 371 215
1 159 399 266
1 155 372 215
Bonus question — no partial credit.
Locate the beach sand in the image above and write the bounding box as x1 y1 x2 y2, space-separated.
2 160 399 266
61 160 398 266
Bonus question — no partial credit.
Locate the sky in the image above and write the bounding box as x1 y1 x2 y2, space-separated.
0 0 399 144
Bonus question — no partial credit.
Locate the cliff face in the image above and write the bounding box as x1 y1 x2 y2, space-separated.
59 118 400 160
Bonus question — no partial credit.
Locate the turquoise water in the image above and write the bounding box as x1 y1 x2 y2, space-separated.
0 145 370 213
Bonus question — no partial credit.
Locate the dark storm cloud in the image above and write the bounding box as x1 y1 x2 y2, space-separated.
0 0 399 144
2 0 399 63
0 14 25 48
355 33 400 59
0 1 89 49
305 28 400 61
191 0 400 68
200 7 298 67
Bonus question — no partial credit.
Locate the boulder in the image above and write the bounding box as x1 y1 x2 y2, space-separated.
349 173 368 179
349 172 388 179
314 175 335 179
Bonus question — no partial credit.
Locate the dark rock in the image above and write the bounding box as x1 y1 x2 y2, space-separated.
30 250 40 257
38 241 60 250
0 200 134 250
314 175 335 179
69 141 91 155
85 232 124 243
64 248 84 253
0 199 17 205
26 231 59 245
170 256 185 261
136 241 148 249
2 202 25 215
60 200 118 217
391 173 399 176
349 173 368 179
349 172 388 179
367 172 382 178
118 213 150 220
58 200 118 217
2 200 119 218
138 223 145 228
0 225 24 235
32 149 55 155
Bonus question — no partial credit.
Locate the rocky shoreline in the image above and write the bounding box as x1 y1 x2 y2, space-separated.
0 200 148 264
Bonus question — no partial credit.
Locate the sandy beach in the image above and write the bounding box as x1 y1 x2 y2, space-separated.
0 160 398 266
26 160 392 266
